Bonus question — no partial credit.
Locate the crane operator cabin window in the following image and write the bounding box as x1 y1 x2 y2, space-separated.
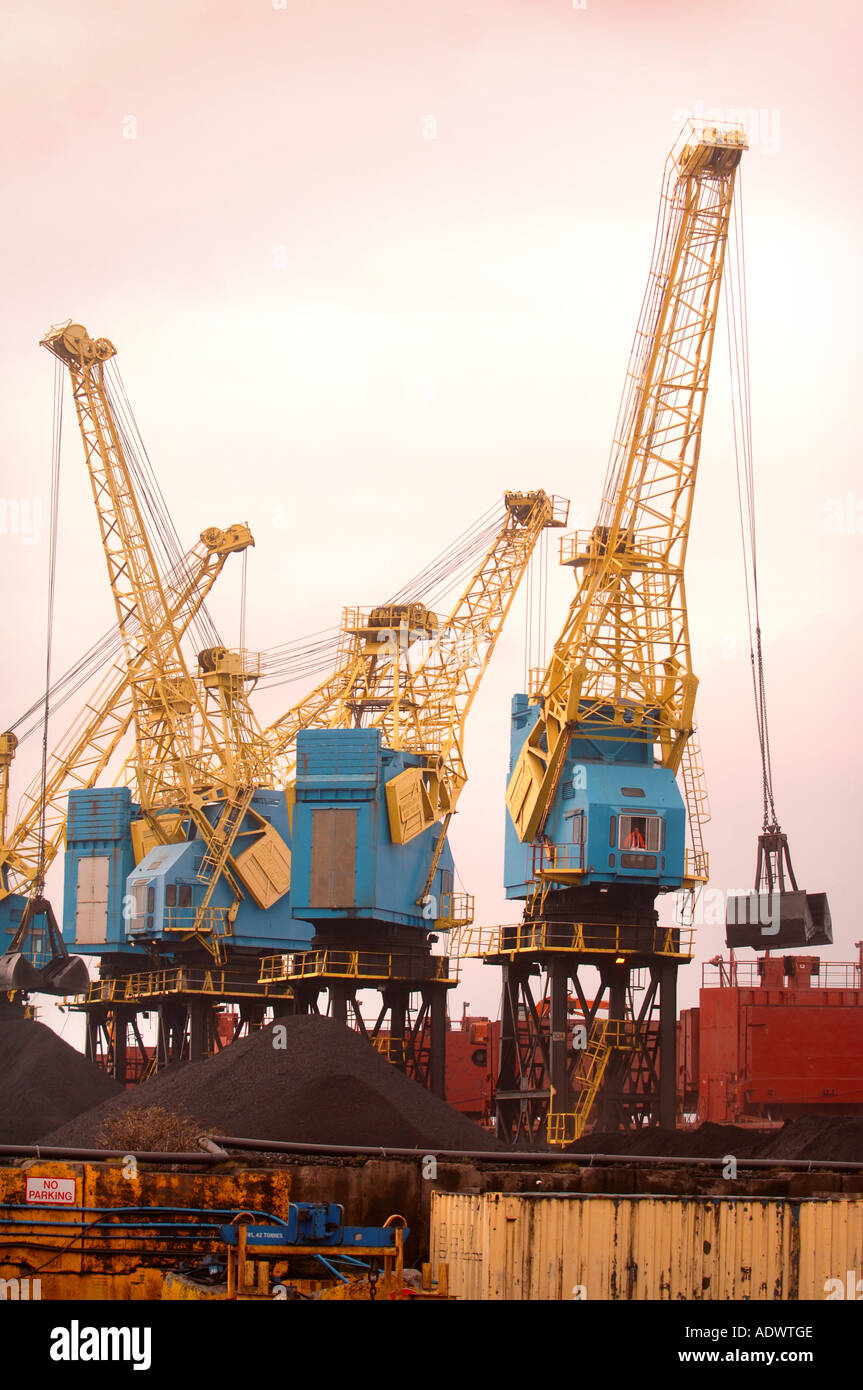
619 815 664 852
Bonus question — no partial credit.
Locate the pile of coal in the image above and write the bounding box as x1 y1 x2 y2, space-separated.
0 1015 122 1144
40 1015 500 1152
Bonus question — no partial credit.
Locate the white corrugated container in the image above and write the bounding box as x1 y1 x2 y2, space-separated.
430 1191 863 1301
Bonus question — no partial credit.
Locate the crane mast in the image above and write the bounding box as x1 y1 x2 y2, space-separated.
264 491 567 844
38 324 295 968
262 616 413 761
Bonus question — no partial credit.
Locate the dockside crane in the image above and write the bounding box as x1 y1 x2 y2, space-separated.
22 321 299 1071
38 324 295 971
39 325 237 814
260 490 568 1094
490 124 747 1143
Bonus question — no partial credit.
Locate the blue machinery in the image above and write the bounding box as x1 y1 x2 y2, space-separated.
0 1198 407 1298
52 491 563 1092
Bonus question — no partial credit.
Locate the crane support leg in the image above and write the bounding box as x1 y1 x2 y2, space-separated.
549 962 570 1115
658 959 678 1129
429 985 447 1099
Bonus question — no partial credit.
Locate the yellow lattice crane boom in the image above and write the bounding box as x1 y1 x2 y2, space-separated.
39 322 283 961
379 491 569 847
507 127 746 849
261 606 431 769
39 323 235 814
0 733 17 848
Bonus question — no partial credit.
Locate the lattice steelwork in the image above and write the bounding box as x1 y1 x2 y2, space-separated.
40 324 232 812
0 526 250 902
264 493 567 848
507 126 746 846
493 125 747 1143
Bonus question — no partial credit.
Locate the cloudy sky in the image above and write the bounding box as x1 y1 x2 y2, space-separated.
1 0 860 1031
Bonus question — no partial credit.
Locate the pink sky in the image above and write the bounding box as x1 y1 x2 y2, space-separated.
1 0 861 1028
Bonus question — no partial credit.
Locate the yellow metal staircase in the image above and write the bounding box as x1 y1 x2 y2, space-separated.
547 1019 639 1146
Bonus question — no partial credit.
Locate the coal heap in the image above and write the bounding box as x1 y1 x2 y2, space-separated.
40 1015 501 1152
572 1117 863 1163
0 1015 123 1144
757 1115 863 1163
568 1122 770 1159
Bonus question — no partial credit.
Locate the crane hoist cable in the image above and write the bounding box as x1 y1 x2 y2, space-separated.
103 358 222 654
7 545 227 745
0 354 88 999
10 495 508 719
4 356 231 745
255 501 506 692
34 358 64 893
724 174 779 836
389 501 502 608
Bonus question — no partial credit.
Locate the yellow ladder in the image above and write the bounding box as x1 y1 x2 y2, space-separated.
191 787 254 960
196 787 254 887
680 735 710 882
547 1020 640 1145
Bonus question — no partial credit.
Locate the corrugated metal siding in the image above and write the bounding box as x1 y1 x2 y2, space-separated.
798 1200 863 1298
431 1192 863 1301
295 729 380 790
67 786 134 843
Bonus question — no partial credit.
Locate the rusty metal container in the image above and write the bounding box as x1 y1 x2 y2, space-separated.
430 1191 863 1300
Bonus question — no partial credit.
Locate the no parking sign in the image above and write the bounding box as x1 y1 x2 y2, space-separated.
25 1176 77 1206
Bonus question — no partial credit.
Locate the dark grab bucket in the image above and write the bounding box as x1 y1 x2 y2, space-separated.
726 889 833 949
38 954 90 995
0 951 42 992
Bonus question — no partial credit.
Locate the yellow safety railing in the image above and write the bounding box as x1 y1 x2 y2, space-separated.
557 529 670 569
259 954 292 984
683 848 709 884
531 842 585 877
479 921 694 959
74 966 294 1005
436 892 475 929
163 906 231 937
449 924 504 961
373 1036 406 1065
258 949 455 985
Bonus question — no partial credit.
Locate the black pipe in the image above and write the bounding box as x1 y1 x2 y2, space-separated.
0 1144 226 1164
4 1136 861 1175
211 1134 863 1173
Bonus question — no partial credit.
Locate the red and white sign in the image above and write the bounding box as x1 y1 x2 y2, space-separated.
25 1177 77 1206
